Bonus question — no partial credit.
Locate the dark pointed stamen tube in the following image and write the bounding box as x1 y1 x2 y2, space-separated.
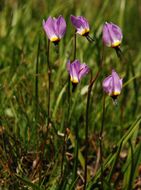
86 35 95 43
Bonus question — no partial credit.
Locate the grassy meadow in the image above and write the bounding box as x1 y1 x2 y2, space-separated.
0 0 141 189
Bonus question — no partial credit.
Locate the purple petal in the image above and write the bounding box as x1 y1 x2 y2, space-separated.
69 60 81 83
78 16 89 29
103 70 122 96
67 60 89 83
70 15 85 29
102 23 112 47
72 60 81 73
43 17 57 40
112 70 122 94
70 15 89 35
102 22 122 47
56 16 66 38
110 23 122 42
102 75 113 95
78 63 90 80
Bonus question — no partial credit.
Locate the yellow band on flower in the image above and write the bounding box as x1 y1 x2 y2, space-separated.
80 28 90 36
111 91 121 96
70 76 79 83
50 36 60 42
111 41 121 48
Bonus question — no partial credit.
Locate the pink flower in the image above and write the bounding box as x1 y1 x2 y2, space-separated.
103 70 123 98
67 60 90 84
102 22 123 48
43 15 66 44
70 15 90 36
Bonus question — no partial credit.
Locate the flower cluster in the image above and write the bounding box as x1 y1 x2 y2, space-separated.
43 15 123 99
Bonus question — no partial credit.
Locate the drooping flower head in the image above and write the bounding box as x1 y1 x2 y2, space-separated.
43 15 66 44
70 15 90 36
102 70 122 99
67 60 90 84
102 22 123 48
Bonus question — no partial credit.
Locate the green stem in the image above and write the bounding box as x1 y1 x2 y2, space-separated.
127 140 134 190
108 141 123 183
72 122 79 185
84 71 99 189
61 31 78 184
99 94 106 190
73 31 77 61
47 39 51 126
71 31 78 187
35 37 40 184
35 37 40 133
39 37 51 184
84 83 91 190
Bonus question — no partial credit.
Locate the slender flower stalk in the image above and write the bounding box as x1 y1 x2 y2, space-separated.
43 16 66 179
35 37 41 184
43 15 67 128
70 15 94 42
67 59 90 186
35 38 40 131
100 71 122 187
39 38 51 183
73 31 77 61
84 71 100 190
60 31 78 182
73 118 79 185
99 94 106 189
46 39 51 126
84 78 92 190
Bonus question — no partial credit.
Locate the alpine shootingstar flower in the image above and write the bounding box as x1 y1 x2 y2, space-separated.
70 15 90 37
102 70 122 99
102 22 123 48
67 60 90 84
43 15 66 44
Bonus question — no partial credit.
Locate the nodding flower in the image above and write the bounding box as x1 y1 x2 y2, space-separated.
43 15 66 44
102 22 123 48
102 70 123 99
70 15 90 36
67 60 90 85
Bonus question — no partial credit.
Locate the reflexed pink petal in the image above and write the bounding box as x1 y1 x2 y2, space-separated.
112 70 122 93
79 63 90 80
73 60 81 73
43 17 56 40
70 15 90 36
102 75 113 95
111 23 122 41
57 16 66 38
70 15 84 29
79 16 89 29
102 23 112 47
67 60 89 84
69 61 80 83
